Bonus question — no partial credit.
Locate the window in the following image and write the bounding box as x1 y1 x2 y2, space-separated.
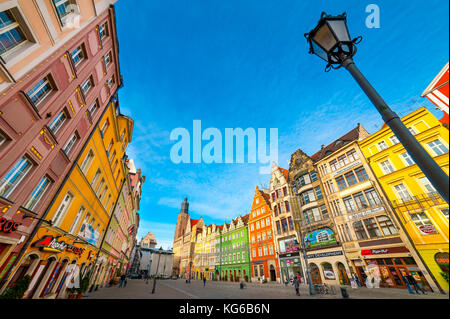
91 169 101 188
288 216 294 230
276 221 281 234
0 9 27 56
52 192 73 226
62 132 78 155
408 126 418 135
69 206 85 234
23 176 52 211
377 141 388 151
379 160 395 174
400 152 415 166
346 149 359 162
353 192 368 210
389 135 400 145
393 184 412 201
300 189 316 205
344 224 353 241
410 212 432 227
285 200 290 212
440 208 449 220
344 171 358 186
364 188 381 206
104 52 112 69
100 119 109 137
336 175 347 191
48 110 68 134
418 176 437 194
80 150 94 174
81 76 94 96
88 101 99 118
427 139 448 156
354 166 368 182
314 186 323 199
364 218 382 238
320 204 329 220
353 221 368 240
53 0 78 26
377 216 398 236
338 154 349 167
343 196 356 213
0 156 33 199
310 171 318 182
99 22 108 40
0 131 6 147
107 75 115 89
71 44 85 66
27 76 53 106
329 159 339 171
109 150 116 164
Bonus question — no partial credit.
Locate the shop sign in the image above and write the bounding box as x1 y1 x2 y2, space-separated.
279 237 299 253
279 251 300 258
304 228 337 248
78 223 99 245
323 270 336 280
307 251 343 259
332 160 361 177
32 235 85 255
348 206 385 220
0 217 21 234
361 246 409 256
0 255 17 281
418 224 439 235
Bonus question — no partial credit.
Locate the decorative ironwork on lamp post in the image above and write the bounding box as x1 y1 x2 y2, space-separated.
304 12 449 204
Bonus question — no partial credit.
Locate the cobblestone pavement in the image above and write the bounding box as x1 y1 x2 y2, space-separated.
85 279 448 299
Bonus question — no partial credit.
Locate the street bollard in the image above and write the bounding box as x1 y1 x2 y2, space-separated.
340 287 349 299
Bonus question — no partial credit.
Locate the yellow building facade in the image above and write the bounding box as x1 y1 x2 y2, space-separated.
2 97 132 298
359 107 449 293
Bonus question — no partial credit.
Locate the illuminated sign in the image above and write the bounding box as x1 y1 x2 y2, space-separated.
0 217 21 234
32 236 85 256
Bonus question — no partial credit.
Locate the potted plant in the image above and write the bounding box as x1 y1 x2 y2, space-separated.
0 275 31 299
75 273 91 299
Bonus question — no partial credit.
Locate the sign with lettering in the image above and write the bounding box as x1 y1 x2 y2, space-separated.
0 217 21 234
348 206 385 220
32 235 85 256
304 228 337 248
361 246 409 256
332 160 362 177
307 251 343 259
418 224 439 235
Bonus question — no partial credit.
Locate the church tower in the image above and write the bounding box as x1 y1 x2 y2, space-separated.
174 197 189 241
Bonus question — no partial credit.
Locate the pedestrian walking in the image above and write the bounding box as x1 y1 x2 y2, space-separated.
293 276 300 296
352 273 361 287
203 277 207 287
406 275 426 294
401 275 415 294
119 274 126 288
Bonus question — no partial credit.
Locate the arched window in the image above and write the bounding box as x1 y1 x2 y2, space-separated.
321 263 336 280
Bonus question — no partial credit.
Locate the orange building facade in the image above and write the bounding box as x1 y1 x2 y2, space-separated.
248 186 280 282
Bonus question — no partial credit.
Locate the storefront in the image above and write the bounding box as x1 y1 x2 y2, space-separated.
353 246 432 291
279 252 302 284
306 249 350 286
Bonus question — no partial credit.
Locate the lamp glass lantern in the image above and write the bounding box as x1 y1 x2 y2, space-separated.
306 12 355 66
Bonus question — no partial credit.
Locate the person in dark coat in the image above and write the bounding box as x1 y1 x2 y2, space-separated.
203 277 207 287
406 274 426 294
401 275 415 294
293 276 300 296
119 274 126 288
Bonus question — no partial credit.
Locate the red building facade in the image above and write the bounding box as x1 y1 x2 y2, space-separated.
248 186 280 282
0 6 121 289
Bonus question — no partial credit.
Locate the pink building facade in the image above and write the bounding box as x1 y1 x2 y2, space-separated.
0 4 121 288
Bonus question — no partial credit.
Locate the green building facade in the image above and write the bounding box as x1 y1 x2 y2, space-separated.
215 215 251 281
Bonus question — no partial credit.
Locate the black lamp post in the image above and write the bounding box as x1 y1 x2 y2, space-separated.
152 247 163 294
305 12 449 204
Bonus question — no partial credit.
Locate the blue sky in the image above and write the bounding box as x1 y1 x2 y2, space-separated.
114 0 449 249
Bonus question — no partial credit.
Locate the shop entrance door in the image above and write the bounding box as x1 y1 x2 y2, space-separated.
356 266 367 286
310 263 322 284
270 265 276 281
337 263 349 285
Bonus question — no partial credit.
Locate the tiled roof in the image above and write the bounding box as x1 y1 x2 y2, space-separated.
280 167 289 179
310 123 369 162
190 219 199 227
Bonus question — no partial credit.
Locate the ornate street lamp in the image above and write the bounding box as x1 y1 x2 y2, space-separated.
305 12 449 204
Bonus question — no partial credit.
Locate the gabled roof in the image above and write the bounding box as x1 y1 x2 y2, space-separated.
311 123 370 162
280 167 289 179
190 219 199 227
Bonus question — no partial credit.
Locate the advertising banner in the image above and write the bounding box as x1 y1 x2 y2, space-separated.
279 237 299 253
304 228 336 248
78 223 100 245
